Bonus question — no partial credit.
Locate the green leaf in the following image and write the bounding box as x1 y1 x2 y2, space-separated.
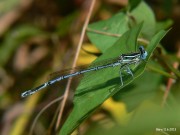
128 0 142 11
147 60 176 79
84 100 180 135
113 70 162 112
120 101 180 135
0 25 46 66
59 23 167 135
130 1 156 39
115 101 180 135
156 19 173 32
87 12 129 53
87 2 156 53
114 29 168 111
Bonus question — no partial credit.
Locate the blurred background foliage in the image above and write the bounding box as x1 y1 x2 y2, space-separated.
0 0 180 135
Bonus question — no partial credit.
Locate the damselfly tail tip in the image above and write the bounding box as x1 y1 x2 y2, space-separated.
21 90 32 98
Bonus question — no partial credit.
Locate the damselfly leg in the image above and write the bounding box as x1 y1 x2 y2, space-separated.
119 64 134 87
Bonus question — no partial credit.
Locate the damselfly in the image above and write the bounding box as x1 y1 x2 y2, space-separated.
21 46 147 98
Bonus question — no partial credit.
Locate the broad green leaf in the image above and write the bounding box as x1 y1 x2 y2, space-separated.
87 1 156 53
59 23 167 135
85 101 180 135
130 1 156 39
113 29 168 111
118 101 180 135
0 25 46 66
128 0 142 11
113 70 162 112
87 12 129 52
156 19 173 32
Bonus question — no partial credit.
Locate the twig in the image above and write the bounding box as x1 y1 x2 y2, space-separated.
55 0 96 130
86 27 149 45
29 96 64 135
161 43 180 106
146 65 177 79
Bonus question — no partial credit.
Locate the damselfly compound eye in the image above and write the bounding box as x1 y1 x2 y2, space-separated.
139 46 148 60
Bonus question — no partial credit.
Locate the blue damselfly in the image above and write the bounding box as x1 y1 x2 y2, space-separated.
21 46 147 98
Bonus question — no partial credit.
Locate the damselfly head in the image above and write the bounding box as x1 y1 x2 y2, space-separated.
139 46 148 60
